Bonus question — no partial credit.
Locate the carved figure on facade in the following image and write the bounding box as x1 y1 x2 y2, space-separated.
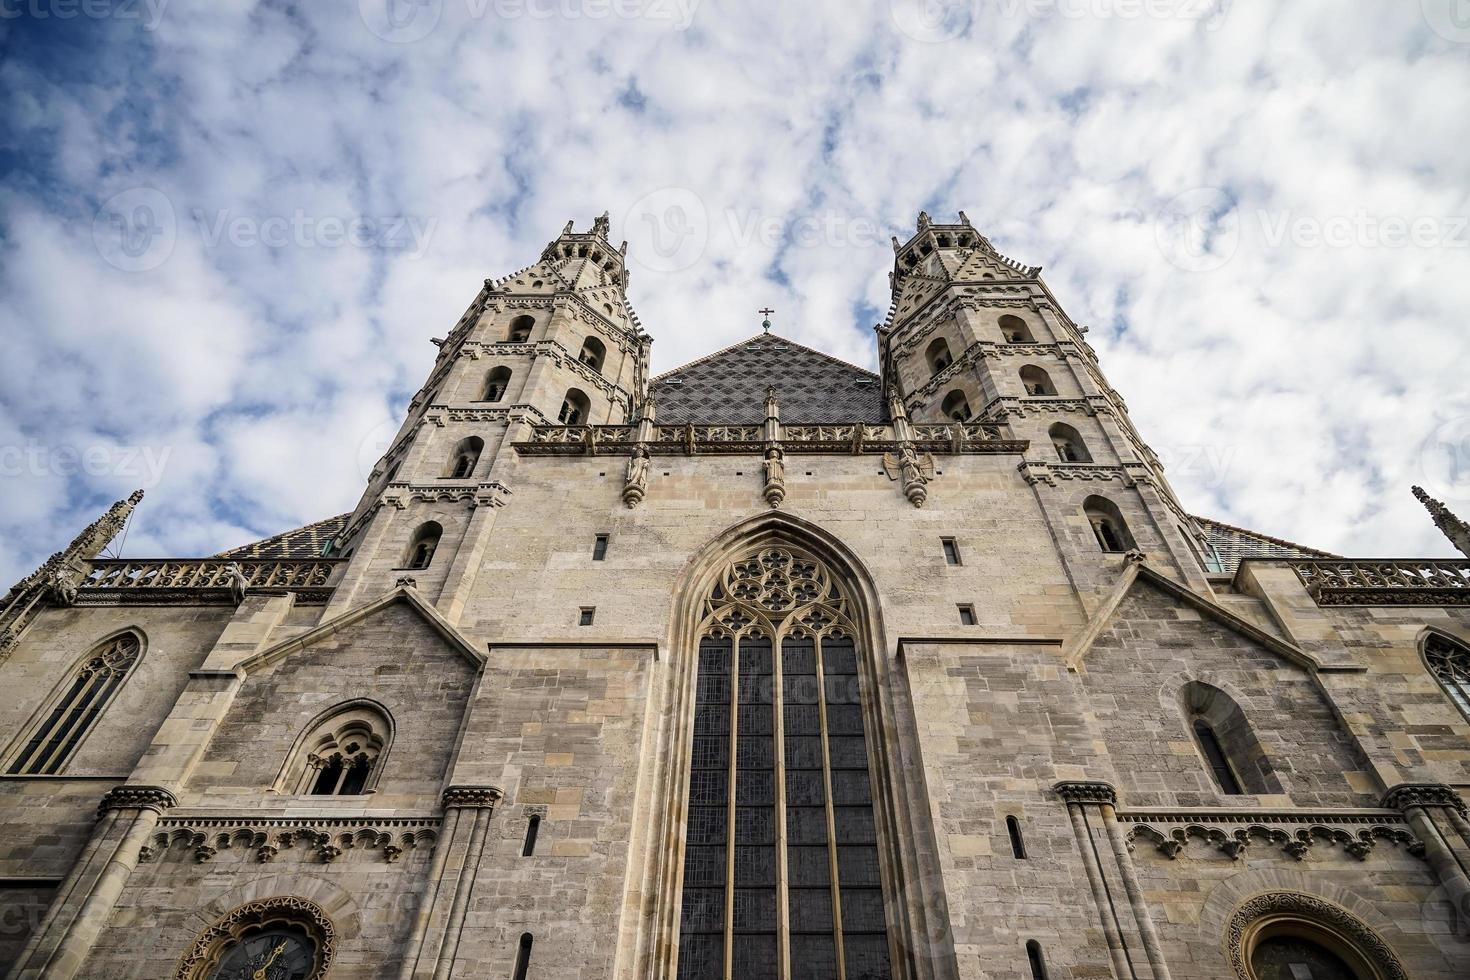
763 448 786 509
884 443 936 508
623 447 650 508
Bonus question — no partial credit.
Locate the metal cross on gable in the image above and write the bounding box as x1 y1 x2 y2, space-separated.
758 307 774 332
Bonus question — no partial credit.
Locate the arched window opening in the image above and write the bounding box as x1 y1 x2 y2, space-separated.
482 366 512 402
6 631 142 775
1231 894 1404 980
999 314 1036 344
404 521 443 570
282 702 391 797
579 336 607 373
1020 365 1057 397
1026 940 1049 980
1423 631 1470 721
180 897 335 980
677 547 894 979
1192 719 1244 795
941 389 972 422
1006 816 1027 859
1082 496 1135 553
925 338 953 374
507 315 535 343
1182 681 1279 796
1049 423 1092 463
559 388 590 425
512 934 533 980
445 436 484 480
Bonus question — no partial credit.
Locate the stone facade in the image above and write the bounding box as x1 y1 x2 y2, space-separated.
1 212 1468 979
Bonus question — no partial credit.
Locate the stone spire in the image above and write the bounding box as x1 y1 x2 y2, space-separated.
1413 486 1470 558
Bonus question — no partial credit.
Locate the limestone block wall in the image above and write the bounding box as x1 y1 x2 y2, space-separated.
1080 581 1374 809
900 639 1117 980
1131 844 1461 978
185 601 476 808
443 643 652 980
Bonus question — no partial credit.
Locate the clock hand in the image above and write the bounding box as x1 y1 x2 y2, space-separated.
251 941 288 980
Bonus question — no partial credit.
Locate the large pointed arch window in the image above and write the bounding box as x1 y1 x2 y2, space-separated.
678 547 893 980
7 631 141 775
1424 631 1470 721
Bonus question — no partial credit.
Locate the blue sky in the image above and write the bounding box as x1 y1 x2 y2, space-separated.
2 0 1469 581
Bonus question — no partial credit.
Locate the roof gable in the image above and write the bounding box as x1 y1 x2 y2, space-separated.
653 332 884 424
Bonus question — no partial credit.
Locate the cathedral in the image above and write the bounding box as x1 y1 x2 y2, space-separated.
4 211 1470 980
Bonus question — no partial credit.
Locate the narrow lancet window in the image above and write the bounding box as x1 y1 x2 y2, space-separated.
7 631 142 775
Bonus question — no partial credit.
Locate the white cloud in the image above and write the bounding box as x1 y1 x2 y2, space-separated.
1 0 1468 584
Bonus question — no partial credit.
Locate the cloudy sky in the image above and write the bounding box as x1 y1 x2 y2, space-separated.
2 0 1469 581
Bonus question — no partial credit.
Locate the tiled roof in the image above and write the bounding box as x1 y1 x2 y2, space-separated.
216 513 350 560
1195 516 1339 574
652 332 885 424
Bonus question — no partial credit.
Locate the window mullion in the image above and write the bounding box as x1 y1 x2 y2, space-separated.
34 671 109 775
725 634 740 980
772 631 790 980
815 633 848 980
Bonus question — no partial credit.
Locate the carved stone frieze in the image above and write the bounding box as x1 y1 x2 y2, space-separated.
383 481 511 511
1290 560 1470 607
141 817 439 866
1119 810 1422 865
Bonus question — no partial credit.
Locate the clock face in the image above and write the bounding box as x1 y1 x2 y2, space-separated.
210 928 317 980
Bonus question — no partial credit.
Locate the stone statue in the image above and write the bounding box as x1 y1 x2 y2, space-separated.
883 444 936 508
763 448 786 509
623 447 650 508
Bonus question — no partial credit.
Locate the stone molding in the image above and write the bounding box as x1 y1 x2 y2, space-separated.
1382 782 1469 814
96 784 177 816
1290 560 1470 607
441 785 504 810
1225 891 1408 980
382 481 512 511
1053 780 1118 806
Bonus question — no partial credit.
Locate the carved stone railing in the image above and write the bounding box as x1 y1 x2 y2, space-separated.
1287 559 1470 606
75 559 344 605
516 421 1024 456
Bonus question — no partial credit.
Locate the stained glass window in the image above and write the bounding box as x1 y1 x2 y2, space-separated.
678 548 894 980
8 632 140 775
1424 632 1470 721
